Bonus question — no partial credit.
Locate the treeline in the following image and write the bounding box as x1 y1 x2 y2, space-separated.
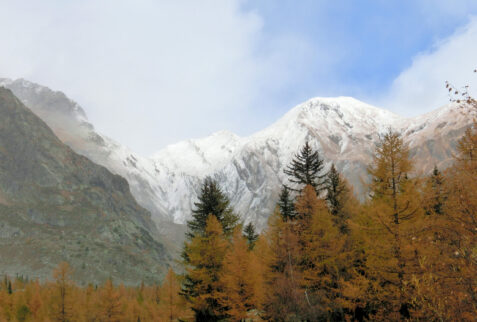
0 124 476 321
0 263 190 321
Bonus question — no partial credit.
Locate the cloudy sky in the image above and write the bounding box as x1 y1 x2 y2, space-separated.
1 0 477 154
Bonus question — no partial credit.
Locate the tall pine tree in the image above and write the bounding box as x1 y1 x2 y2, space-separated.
243 222 259 250
283 141 327 194
423 165 445 216
186 177 239 239
277 185 295 221
325 163 351 234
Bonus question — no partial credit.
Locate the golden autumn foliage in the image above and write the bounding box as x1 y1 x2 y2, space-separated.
217 227 260 321
413 123 477 320
362 130 426 319
181 214 229 320
0 263 193 321
0 125 476 321
158 268 192 321
259 207 306 320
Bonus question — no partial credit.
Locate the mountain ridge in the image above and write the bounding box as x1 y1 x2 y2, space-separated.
1 78 474 229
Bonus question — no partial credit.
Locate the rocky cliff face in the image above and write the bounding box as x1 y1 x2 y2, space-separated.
0 87 172 285
1 78 475 230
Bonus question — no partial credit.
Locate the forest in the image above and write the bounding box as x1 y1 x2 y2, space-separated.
0 107 476 321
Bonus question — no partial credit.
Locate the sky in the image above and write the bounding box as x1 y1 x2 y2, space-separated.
0 0 477 154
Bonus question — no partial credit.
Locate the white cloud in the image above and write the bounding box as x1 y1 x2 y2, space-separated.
0 0 314 154
381 17 477 116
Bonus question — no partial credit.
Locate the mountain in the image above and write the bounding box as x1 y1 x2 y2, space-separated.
0 87 172 285
1 78 475 230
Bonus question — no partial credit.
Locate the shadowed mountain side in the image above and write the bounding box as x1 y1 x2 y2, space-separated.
0 87 172 285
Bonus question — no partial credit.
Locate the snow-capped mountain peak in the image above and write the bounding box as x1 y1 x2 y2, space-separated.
2 79 474 229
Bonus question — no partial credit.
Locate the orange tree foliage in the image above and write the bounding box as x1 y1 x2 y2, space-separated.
0 127 476 322
51 261 74 322
414 123 477 320
259 207 305 320
158 268 191 321
362 129 426 320
181 215 229 321
259 185 367 320
0 262 194 321
217 227 261 321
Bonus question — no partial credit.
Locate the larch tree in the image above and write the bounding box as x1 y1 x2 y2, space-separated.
98 279 124 322
295 184 364 320
427 124 477 319
51 262 74 322
181 215 229 321
299 185 358 320
158 268 191 321
294 184 326 234
283 141 327 194
260 208 305 320
218 227 257 320
26 280 43 320
365 129 424 320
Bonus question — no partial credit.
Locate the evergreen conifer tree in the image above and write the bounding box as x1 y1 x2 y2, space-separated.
325 164 350 233
283 141 327 194
243 222 259 250
277 185 295 221
186 177 239 239
424 165 445 215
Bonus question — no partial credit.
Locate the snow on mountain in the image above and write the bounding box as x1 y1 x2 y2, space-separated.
1 78 475 229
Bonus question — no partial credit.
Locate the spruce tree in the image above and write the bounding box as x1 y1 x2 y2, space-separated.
283 141 327 194
325 164 350 233
243 222 259 250
425 166 445 215
277 185 295 221
186 177 239 239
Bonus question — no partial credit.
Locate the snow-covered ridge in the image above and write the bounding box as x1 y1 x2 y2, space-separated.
2 78 475 228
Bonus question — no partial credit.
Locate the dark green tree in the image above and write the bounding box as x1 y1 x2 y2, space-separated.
283 141 327 194
186 177 239 240
277 185 295 221
325 164 350 234
243 222 259 250
425 165 445 215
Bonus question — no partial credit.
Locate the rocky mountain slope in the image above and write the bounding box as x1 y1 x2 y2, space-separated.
0 87 172 285
1 78 475 229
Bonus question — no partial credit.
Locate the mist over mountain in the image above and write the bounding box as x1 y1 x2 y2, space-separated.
0 86 173 285
1 78 475 230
